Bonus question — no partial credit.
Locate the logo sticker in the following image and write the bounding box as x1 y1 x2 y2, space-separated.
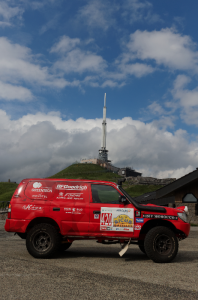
23 205 42 211
136 218 144 223
33 182 42 188
134 224 141 230
56 185 87 191
113 214 133 228
94 214 99 219
143 214 178 220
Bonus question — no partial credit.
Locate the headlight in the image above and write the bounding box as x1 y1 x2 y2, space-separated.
178 212 188 223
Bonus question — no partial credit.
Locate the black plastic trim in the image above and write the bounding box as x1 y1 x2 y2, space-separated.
119 187 166 213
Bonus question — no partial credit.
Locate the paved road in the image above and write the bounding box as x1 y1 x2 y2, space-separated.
0 221 198 300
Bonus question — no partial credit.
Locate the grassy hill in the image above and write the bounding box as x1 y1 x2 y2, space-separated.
0 182 18 206
49 163 121 181
49 163 162 196
0 163 162 205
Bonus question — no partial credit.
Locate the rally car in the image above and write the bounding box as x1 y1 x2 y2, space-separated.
5 178 190 263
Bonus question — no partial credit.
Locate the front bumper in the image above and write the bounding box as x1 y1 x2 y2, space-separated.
176 221 190 238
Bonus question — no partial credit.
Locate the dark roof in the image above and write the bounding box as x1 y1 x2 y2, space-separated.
156 168 198 198
134 191 175 206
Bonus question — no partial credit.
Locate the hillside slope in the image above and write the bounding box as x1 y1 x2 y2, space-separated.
49 163 121 181
0 182 18 204
0 164 162 204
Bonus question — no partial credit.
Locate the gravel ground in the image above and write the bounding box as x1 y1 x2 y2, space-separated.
0 220 197 300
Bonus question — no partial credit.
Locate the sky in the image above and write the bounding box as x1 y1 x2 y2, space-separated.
1 0 198 183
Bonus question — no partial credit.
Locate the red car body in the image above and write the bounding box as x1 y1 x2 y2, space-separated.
5 178 190 262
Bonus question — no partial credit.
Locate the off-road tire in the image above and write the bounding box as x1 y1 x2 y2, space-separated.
59 242 72 252
144 226 178 263
26 223 61 258
138 243 146 254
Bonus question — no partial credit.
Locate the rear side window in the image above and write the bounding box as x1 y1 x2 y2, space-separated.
54 182 89 202
25 181 54 200
91 184 120 204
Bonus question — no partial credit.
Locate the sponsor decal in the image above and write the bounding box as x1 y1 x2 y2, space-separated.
135 211 141 217
32 188 52 193
136 218 144 223
106 227 112 231
101 213 112 226
116 208 132 213
72 208 84 214
33 182 42 188
65 193 84 200
94 214 99 219
32 194 48 199
113 214 133 228
56 185 87 191
134 224 141 230
31 182 52 193
143 214 178 220
100 207 134 232
23 205 42 211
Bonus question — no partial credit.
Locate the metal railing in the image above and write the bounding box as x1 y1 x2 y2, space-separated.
0 201 10 214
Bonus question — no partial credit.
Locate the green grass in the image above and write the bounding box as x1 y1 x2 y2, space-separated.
49 163 122 181
122 183 163 197
0 182 18 205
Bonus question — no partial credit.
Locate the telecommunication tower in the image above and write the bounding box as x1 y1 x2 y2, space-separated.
98 93 111 162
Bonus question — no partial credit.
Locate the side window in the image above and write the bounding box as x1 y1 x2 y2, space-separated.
91 184 120 204
182 194 197 203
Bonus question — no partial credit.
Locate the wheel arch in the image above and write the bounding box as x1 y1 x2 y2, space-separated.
26 217 61 234
139 219 177 238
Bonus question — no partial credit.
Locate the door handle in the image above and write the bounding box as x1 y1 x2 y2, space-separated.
93 210 100 214
53 207 60 211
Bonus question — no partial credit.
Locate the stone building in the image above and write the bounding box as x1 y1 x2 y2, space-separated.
135 168 198 224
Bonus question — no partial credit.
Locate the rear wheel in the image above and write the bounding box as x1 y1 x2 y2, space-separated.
144 226 178 263
26 223 61 258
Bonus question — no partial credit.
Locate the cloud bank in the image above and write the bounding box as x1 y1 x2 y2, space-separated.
0 109 197 183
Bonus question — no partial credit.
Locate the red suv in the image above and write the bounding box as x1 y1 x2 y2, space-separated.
5 178 190 263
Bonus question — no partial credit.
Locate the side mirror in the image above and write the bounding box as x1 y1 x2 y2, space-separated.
119 195 128 205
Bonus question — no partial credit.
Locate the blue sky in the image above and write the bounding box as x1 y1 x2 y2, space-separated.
1 0 198 182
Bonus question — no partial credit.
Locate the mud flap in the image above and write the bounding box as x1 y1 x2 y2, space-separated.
119 238 131 257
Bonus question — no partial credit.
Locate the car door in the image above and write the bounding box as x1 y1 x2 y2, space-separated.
51 181 90 236
89 184 134 238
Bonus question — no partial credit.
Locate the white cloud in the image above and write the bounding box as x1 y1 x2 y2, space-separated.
0 81 32 101
122 0 162 24
172 75 198 108
118 62 154 78
51 36 107 74
0 1 24 26
1 109 198 183
0 37 76 101
50 36 80 53
127 28 198 71
77 0 116 31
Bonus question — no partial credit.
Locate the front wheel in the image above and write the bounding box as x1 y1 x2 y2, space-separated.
26 223 61 258
144 226 178 263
